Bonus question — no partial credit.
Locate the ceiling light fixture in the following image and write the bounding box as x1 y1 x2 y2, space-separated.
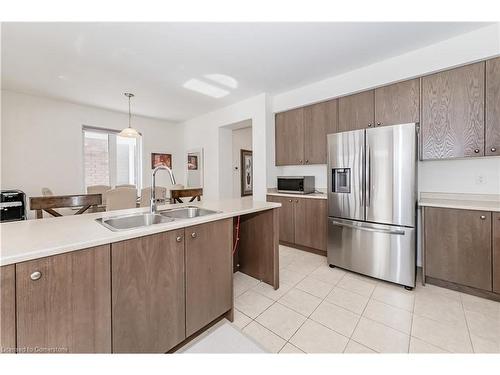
204 74 238 89
183 78 229 98
119 93 141 138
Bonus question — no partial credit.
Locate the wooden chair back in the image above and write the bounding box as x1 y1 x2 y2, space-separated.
30 194 102 219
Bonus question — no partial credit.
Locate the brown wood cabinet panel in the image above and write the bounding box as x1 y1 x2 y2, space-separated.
421 63 485 159
266 195 295 243
493 212 500 294
425 207 492 291
486 57 500 156
304 99 338 164
185 219 232 337
375 79 420 126
238 209 280 289
293 198 327 251
338 90 374 132
111 230 185 353
16 245 111 353
1 265 16 353
275 108 305 165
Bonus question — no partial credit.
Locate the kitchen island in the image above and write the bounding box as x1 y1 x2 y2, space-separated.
0 198 280 353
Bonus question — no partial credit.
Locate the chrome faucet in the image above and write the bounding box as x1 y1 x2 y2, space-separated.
150 165 176 214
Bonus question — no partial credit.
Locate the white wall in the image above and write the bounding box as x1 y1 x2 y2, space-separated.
181 93 270 201
269 23 500 194
1 90 184 211
232 126 252 198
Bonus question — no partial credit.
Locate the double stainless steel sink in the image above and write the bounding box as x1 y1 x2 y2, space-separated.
96 206 220 232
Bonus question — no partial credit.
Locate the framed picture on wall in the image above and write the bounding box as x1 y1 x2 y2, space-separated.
151 153 172 169
240 149 253 196
187 155 198 170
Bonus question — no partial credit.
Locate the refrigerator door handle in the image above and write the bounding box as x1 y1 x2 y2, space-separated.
366 143 371 207
329 218 405 236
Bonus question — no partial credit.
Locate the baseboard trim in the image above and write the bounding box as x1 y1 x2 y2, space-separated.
425 276 500 302
279 241 327 257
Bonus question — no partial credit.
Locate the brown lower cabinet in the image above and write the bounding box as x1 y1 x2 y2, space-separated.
185 219 233 337
16 245 112 353
112 219 232 351
424 207 492 291
7 218 234 354
493 212 500 293
1 265 16 352
267 195 327 253
111 229 186 353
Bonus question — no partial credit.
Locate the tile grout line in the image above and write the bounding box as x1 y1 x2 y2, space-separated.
346 279 378 353
459 292 476 353
281 270 350 353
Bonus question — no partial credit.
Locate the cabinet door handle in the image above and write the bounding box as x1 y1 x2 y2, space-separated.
288 199 292 203
480 215 486 220
191 232 197 238
295 200 299 203
377 122 381 126
491 147 497 152
474 149 480 153
299 159 303 164
176 236 182 242
368 123 373 127
305 159 309 164
30 271 42 281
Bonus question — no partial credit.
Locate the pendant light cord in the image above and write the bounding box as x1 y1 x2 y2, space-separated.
128 95 132 129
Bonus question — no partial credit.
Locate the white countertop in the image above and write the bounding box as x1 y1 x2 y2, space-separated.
267 188 327 200
418 192 500 212
0 198 280 266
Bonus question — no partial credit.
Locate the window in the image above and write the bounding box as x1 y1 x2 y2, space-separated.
83 126 142 189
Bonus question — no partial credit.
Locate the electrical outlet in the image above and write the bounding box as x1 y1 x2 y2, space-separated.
475 174 486 185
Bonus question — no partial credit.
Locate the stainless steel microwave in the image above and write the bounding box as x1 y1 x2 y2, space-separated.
277 176 315 194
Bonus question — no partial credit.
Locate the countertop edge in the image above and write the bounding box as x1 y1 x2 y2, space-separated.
0 201 280 266
266 192 327 200
418 200 500 212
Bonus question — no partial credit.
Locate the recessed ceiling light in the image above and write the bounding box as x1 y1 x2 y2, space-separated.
183 78 229 98
204 74 238 89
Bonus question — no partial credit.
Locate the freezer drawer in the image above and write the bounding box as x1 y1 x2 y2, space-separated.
327 217 416 287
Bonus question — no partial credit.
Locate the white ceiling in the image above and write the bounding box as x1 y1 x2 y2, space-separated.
1 22 492 122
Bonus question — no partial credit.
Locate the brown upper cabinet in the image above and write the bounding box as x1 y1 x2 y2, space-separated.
111 230 186 353
374 79 420 126
486 57 500 156
421 62 485 160
275 100 337 165
16 245 111 353
338 90 374 132
275 107 305 165
303 100 338 164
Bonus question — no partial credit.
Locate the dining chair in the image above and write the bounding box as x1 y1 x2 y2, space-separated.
41 187 53 196
116 184 136 189
87 184 111 195
105 187 137 211
140 186 167 207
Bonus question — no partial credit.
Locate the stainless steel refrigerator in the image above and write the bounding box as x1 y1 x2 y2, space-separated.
327 123 417 288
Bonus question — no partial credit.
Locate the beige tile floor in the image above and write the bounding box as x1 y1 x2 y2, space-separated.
232 245 500 354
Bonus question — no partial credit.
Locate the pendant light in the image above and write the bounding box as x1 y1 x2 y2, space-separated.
119 93 141 138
